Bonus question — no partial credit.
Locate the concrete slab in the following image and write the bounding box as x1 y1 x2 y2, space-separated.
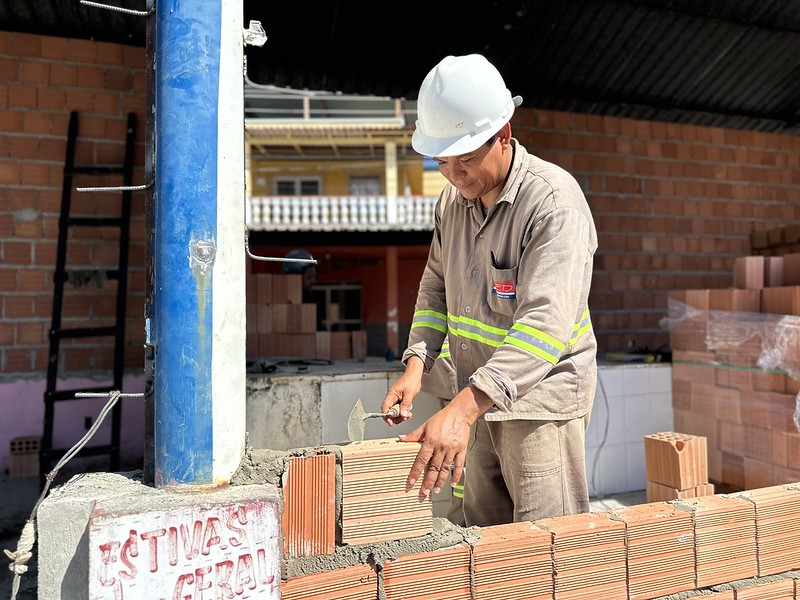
37 472 281 600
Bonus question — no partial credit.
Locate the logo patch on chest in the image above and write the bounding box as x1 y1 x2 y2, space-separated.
492 280 516 300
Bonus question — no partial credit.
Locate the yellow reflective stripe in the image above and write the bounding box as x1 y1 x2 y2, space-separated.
509 322 565 352
568 309 592 346
452 489 464 498
447 313 506 348
504 336 558 364
439 340 451 359
411 309 448 333
504 322 565 364
451 326 504 348
421 310 588 362
448 313 507 336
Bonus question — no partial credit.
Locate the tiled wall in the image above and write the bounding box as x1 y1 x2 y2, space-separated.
587 363 674 497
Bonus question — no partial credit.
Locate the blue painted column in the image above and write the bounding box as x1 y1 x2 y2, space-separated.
153 0 246 487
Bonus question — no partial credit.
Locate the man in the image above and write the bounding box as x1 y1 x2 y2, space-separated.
382 54 597 526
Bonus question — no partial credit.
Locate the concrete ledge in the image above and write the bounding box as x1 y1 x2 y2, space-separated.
37 472 281 600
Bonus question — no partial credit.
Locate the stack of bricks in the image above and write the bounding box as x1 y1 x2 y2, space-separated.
644 432 714 502
668 249 800 491
751 223 800 258
274 437 800 600
245 271 367 361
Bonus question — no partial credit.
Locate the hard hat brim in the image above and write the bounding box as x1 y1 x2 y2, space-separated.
412 95 522 158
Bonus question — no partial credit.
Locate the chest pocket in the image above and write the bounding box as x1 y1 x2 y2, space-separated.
487 264 518 317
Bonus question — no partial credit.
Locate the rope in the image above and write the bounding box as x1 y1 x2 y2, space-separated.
4 390 124 600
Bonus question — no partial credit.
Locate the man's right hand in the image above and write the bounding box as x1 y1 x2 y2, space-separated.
382 356 424 424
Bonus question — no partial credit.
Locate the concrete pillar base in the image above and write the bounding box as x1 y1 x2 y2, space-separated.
37 472 281 600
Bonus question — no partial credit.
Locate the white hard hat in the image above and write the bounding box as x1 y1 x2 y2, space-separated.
412 54 522 158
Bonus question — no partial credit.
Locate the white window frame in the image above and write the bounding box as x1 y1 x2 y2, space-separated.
274 177 322 195
349 176 381 195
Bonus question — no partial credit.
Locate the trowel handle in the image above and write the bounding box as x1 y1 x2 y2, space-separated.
385 404 402 418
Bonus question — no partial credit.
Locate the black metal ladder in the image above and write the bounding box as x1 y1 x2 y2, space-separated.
41 111 137 484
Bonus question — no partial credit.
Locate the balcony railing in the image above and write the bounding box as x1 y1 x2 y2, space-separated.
247 195 438 231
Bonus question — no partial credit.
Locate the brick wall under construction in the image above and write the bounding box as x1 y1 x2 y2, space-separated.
234 438 800 600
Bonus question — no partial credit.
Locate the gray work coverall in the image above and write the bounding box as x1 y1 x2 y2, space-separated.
403 139 598 526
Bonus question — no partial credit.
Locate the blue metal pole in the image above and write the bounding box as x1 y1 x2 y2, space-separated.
153 0 246 487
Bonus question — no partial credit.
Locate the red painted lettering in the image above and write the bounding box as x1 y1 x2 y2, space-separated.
250 506 263 544
256 547 277 591
140 528 166 573
256 548 267 584
173 572 194 600
201 517 223 555
120 530 139 580
235 553 256 594
168 527 179 566
226 506 246 547
193 565 212 600
98 541 120 587
180 521 203 560
215 560 235 599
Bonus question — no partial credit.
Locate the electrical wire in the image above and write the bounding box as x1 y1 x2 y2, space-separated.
4 390 141 600
589 371 611 507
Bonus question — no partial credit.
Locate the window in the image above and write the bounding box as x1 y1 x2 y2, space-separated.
275 177 321 195
311 282 362 331
349 176 381 195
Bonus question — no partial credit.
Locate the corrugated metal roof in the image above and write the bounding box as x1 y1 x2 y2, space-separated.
1 0 798 133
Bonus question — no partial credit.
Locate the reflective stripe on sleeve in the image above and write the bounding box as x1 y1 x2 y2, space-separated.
411 309 448 333
504 322 565 365
445 310 588 364
447 313 506 347
568 308 592 346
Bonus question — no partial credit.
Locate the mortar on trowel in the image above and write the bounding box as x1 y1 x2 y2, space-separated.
346 398 401 442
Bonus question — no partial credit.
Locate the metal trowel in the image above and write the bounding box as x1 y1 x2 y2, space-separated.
347 399 401 442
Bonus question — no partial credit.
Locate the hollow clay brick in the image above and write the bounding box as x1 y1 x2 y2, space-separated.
645 431 708 490
470 521 553 600
734 577 795 599
733 256 764 290
675 495 758 588
281 563 377 600
339 438 432 545
610 502 695 599
736 485 800 577
534 512 626 600
382 544 470 600
282 453 336 558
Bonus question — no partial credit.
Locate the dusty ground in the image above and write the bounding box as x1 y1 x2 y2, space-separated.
0 476 39 600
